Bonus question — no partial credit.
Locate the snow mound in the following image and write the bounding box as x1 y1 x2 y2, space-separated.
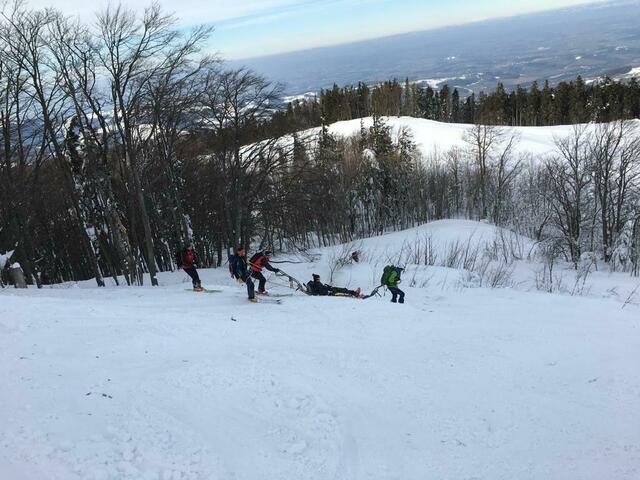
323 219 534 259
303 220 535 291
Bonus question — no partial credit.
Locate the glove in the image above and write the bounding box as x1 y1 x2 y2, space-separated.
236 278 244 284
275 268 281 273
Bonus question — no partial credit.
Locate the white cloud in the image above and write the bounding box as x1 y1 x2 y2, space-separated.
22 0 312 25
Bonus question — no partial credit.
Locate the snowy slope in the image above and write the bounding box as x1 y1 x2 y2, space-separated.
303 220 638 302
320 116 640 159
1 220 639 480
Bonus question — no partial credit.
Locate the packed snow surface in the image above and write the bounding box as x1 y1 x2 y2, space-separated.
1 220 639 480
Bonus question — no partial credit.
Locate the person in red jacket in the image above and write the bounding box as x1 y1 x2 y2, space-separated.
177 244 203 291
249 250 280 295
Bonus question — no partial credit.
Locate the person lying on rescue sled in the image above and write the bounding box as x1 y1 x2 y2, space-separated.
306 274 361 298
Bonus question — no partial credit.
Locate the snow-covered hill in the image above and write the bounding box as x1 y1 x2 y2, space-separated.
1 220 639 480
319 116 640 159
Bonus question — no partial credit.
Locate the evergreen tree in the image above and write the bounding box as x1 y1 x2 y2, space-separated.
528 81 541 126
451 88 461 123
540 80 553 126
440 84 451 122
570 76 587 123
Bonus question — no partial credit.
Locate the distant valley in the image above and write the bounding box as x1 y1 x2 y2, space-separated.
235 0 640 96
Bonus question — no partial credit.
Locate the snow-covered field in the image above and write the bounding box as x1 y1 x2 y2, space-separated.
1 220 639 480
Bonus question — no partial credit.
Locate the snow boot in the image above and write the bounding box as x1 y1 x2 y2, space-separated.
248 298 258 303
257 290 270 296
355 288 362 298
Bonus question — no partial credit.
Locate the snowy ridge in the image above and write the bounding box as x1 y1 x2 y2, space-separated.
1 220 639 479
318 116 640 159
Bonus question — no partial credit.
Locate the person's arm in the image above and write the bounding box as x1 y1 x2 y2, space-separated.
241 258 249 279
264 259 279 273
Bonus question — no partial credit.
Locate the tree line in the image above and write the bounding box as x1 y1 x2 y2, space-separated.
1 2 639 288
275 76 640 130
0 3 292 287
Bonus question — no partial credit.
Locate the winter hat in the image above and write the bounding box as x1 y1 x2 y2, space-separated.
312 273 320 280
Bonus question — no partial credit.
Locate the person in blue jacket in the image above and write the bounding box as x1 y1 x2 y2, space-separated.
229 246 256 302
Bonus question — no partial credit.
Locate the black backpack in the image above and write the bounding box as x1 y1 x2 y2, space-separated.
249 252 262 266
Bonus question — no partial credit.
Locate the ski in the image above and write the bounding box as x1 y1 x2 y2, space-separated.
263 293 294 298
186 288 223 294
252 297 283 305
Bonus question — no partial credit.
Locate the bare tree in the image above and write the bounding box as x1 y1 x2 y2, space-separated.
589 121 640 263
463 124 518 221
0 4 106 286
0 42 47 286
547 125 593 266
198 67 287 248
492 135 522 225
95 3 211 285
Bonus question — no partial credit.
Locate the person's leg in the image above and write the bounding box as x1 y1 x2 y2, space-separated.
329 286 357 297
193 268 202 288
253 272 267 293
184 267 199 289
398 288 405 304
245 276 255 299
389 287 399 303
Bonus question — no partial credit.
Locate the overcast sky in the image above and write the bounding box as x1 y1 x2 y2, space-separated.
28 0 608 59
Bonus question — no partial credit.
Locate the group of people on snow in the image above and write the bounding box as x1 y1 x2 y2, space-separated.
228 246 281 303
177 244 405 304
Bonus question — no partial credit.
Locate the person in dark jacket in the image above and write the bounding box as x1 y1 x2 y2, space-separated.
178 244 202 291
230 246 256 302
249 250 280 295
306 274 361 298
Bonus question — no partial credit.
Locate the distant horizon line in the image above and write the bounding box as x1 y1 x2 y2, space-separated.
228 0 618 62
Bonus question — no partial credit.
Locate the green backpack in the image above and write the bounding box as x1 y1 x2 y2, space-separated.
381 265 402 286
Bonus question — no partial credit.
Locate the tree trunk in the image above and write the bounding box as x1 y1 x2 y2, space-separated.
132 163 159 286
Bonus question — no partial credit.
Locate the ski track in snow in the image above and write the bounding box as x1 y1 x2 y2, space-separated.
1 220 640 480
